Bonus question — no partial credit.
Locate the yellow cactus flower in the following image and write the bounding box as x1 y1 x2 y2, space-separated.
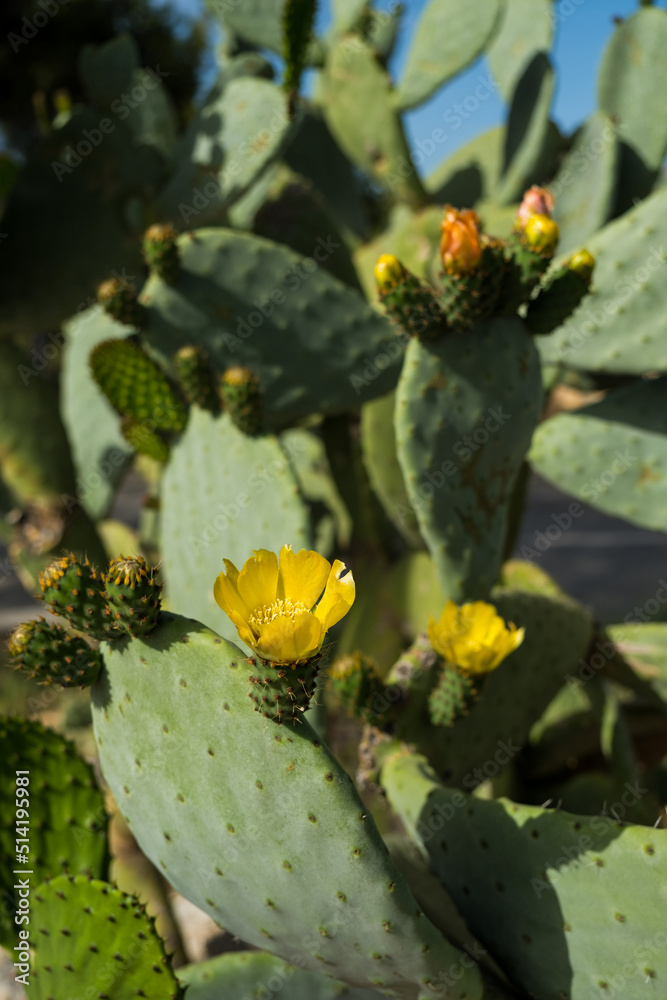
515 185 555 229
567 248 595 282
214 546 355 665
524 214 559 255
374 254 406 290
427 600 524 675
440 206 482 274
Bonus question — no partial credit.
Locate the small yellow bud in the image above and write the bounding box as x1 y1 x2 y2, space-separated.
144 222 178 244
9 622 33 659
524 214 559 255
567 249 595 281
440 206 482 274
374 254 406 290
222 366 255 387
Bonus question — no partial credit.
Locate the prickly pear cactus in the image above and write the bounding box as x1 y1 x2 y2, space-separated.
91 612 482 999
395 317 543 602
9 619 101 687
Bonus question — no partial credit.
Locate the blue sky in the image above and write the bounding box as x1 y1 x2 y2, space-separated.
166 0 667 177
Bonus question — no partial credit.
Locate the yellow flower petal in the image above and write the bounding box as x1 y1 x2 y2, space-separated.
213 568 250 623
255 610 323 664
314 560 355 631
236 549 279 612
227 608 257 649
277 545 330 609
428 599 524 675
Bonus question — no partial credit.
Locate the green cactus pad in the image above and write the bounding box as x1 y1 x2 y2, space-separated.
213 0 323 59
103 555 162 637
498 230 555 315
395 0 503 112
495 53 557 206
139 227 398 420
426 127 505 208
598 6 667 213
91 613 482 999
321 36 425 206
158 77 292 225
551 111 619 255
427 666 477 728
525 264 591 335
281 426 352 555
394 317 543 602
178 950 382 1000
381 750 667 1000
220 366 263 436
30 875 183 1000
172 345 219 413
404 588 593 786
61 309 134 521
39 553 114 639
537 184 667 373
90 338 187 433
361 391 423 548
159 407 310 637
9 619 101 687
120 416 171 463
142 223 181 284
329 652 385 725
486 0 553 101
0 719 108 947
529 376 667 532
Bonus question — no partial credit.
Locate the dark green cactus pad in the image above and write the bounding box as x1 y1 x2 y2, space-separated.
437 240 507 332
172 345 219 413
551 111 619 255
142 223 181 284
426 127 505 208
0 719 108 947
283 0 317 93
97 276 146 328
120 416 171 463
360 391 423 549
90 338 187 432
525 265 591 335
400 588 593 787
395 0 503 112
178 950 382 1000
530 376 667 532
328 652 386 725
30 875 183 1000
382 750 667 1000
248 655 321 724
486 0 552 101
139 228 399 421
427 666 477 728
9 619 101 687
395 317 543 602
103 556 162 638
498 232 554 315
598 6 667 213
159 408 310 637
39 553 113 640
538 181 667 372
61 310 134 521
220 367 263 436
91 614 482 999
321 36 425 206
494 52 557 206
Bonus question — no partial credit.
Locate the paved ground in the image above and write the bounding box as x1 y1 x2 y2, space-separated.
2 472 667 631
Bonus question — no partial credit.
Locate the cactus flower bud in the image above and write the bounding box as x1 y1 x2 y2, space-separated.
440 207 482 274
220 367 262 436
515 185 555 229
142 223 180 284
567 248 595 282
524 214 559 256
374 254 407 290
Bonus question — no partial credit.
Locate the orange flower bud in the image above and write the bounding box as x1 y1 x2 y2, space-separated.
440 206 482 274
